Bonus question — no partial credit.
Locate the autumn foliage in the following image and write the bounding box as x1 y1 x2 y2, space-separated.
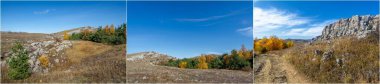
38 55 49 68
197 56 208 69
254 36 294 54
67 23 126 45
166 45 252 70
63 31 69 40
178 61 187 68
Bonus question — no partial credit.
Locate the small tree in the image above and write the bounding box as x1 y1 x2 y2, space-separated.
110 24 115 35
197 56 208 69
7 42 30 80
178 61 187 68
63 31 70 40
210 57 223 69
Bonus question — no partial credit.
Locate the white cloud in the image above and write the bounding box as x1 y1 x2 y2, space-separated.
253 7 309 33
34 9 55 14
237 26 253 37
284 19 337 37
176 8 246 22
176 14 231 22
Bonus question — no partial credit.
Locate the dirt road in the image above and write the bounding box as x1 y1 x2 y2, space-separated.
254 54 310 83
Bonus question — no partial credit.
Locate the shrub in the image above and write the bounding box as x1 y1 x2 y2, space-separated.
38 55 49 68
165 45 252 71
254 36 294 54
69 33 83 40
209 56 223 69
63 31 70 40
226 54 250 70
67 23 126 45
7 42 30 80
286 41 294 48
197 56 208 69
178 61 187 68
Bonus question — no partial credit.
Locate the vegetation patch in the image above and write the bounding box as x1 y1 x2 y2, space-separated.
286 36 379 83
7 42 30 80
165 45 253 71
254 36 294 54
64 23 126 45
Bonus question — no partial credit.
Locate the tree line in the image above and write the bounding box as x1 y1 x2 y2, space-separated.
165 45 253 71
63 23 126 45
254 36 294 54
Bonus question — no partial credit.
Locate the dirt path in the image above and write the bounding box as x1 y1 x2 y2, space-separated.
254 54 310 83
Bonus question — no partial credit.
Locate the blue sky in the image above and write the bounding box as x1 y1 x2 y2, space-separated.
1 1 126 33
254 1 379 39
127 1 253 58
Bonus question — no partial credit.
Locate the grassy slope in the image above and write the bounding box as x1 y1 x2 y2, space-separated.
285 35 379 83
1 41 126 83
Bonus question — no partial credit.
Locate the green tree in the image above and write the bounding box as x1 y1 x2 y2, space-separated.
7 42 30 80
210 56 223 69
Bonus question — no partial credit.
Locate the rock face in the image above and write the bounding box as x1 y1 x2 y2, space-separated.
313 15 379 41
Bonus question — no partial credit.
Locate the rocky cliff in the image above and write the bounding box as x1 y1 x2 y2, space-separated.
313 15 379 41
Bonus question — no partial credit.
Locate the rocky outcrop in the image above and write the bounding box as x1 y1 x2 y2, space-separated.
2 39 73 73
313 15 379 41
26 40 72 73
127 51 176 65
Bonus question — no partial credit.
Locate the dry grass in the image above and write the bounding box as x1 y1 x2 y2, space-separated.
285 36 379 83
65 41 111 63
1 41 126 83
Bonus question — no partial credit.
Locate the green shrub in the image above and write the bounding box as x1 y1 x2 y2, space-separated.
69 33 82 40
68 23 126 45
226 54 250 70
7 42 30 80
165 48 252 71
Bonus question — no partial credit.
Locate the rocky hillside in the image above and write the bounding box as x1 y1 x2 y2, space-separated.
313 15 379 41
127 51 176 65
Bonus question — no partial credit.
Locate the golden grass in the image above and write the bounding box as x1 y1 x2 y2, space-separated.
65 41 111 63
286 36 379 83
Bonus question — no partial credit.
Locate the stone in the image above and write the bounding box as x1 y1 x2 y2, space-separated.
55 59 59 63
336 58 343 67
322 50 333 62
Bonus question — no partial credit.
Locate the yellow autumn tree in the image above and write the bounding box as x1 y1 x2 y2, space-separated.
178 61 187 68
63 31 69 40
265 36 284 51
254 37 267 54
104 25 109 35
110 24 115 35
223 54 231 64
205 54 215 63
197 56 208 69
255 36 294 54
81 29 91 40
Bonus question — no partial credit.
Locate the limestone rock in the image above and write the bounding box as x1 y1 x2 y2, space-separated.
313 15 379 41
